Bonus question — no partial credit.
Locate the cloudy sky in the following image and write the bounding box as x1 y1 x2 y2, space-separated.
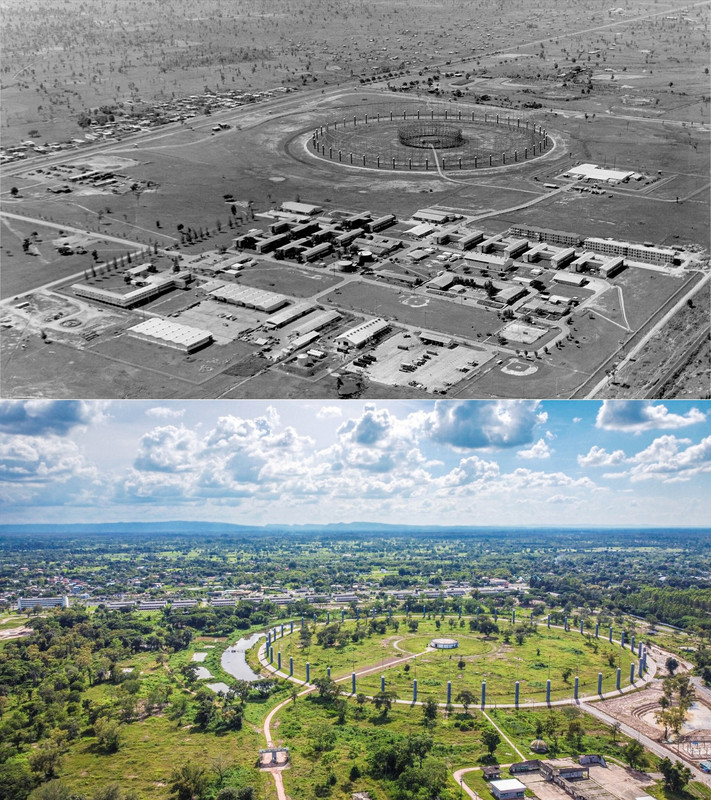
0 399 709 528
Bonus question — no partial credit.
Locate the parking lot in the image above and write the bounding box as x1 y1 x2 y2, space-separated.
173 298 263 344
349 330 490 392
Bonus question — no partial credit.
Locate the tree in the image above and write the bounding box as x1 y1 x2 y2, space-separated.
666 656 679 675
27 782 73 800
624 739 645 769
94 717 122 753
312 676 340 702
11 187 19 197
93 785 140 800
658 758 692 792
561 667 572 683
28 740 63 780
170 763 210 800
481 728 501 756
373 690 398 718
455 689 477 714
422 698 438 727
349 764 361 782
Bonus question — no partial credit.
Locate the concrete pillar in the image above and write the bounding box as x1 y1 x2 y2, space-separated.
474 156 478 168
413 679 417 702
631 663 636 683
574 676 579 700
341 609 345 622
356 607 360 619
489 154 493 166
598 672 603 695
616 667 621 690
353 116 357 126
277 651 282 670
547 615 551 628
481 680 486 708
621 631 625 648
362 155 366 167
381 675 386 692
442 158 445 170
447 681 452 705
290 621 294 634
377 156 380 168
530 612 534 623
392 157 396 169
327 666 331 679
269 647 273 664
350 153 353 164
595 622 599 638
564 617 568 632
458 607 462 619
301 615 304 628
515 681 520 707
609 627 613 643
425 158 429 170
281 624 284 637
289 657 293 677
267 632 271 647
580 620 584 635
639 659 644 678
638 641 643 658
327 612 330 624
512 610 516 624
458 157 462 169
352 672 356 694
328 147 332 159
389 608 393 619
494 610 498 622
423 606 426 618
306 662 310 682
631 635 635 652
365 114 368 124
546 679 551 704
502 152 506 164
408 158 412 170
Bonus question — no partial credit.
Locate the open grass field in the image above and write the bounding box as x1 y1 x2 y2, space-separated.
262 616 639 705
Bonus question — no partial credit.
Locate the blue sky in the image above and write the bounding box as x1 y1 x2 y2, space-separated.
0 399 709 527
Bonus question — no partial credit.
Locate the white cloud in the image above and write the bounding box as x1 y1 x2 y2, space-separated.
425 400 544 449
517 438 552 460
596 401 706 433
0 435 95 484
145 406 186 419
316 406 343 419
627 434 711 482
577 445 627 468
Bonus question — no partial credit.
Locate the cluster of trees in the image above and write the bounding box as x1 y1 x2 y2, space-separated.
0 605 274 800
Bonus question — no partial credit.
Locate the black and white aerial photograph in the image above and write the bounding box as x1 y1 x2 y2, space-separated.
0 1 710 800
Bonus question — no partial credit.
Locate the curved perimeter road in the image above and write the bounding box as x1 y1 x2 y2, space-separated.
252 623 688 799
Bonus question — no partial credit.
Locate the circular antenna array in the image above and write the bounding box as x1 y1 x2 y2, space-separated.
398 122 464 149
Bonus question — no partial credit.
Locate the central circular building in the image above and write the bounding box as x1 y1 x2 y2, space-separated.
429 637 459 649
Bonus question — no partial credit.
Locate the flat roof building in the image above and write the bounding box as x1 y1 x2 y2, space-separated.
209 285 289 313
489 778 527 800
413 208 452 224
510 225 582 248
281 201 322 216
428 273 456 290
18 596 70 611
72 271 191 309
566 163 634 183
128 318 213 353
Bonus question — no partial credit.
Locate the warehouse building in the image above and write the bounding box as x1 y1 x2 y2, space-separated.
600 256 626 278
552 272 587 287
367 214 396 233
428 273 456 291
264 302 315 330
290 309 341 338
127 318 213 353
281 201 322 216
336 317 390 350
489 778 527 799
413 208 453 224
209 285 289 313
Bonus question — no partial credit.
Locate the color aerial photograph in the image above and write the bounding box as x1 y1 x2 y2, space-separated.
0 398 710 800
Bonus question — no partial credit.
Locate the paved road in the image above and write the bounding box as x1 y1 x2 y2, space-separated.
580 702 711 786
